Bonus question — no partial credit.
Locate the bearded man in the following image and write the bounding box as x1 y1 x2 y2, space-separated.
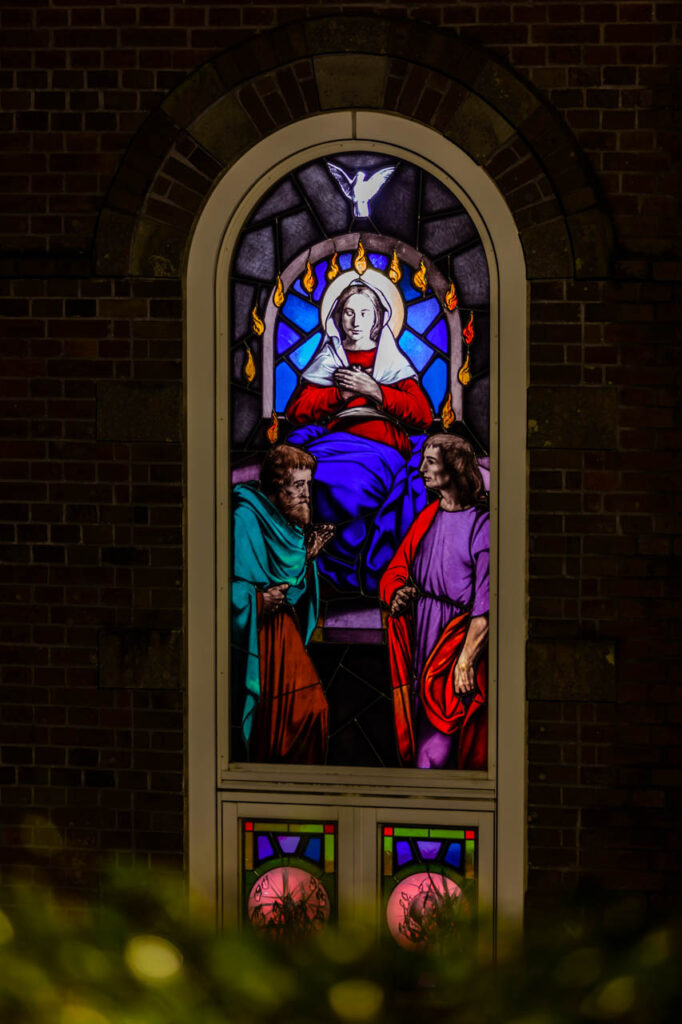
231 444 334 764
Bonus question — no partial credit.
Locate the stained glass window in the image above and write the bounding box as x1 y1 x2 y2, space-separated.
229 152 491 772
267 249 454 413
242 820 336 938
381 824 477 951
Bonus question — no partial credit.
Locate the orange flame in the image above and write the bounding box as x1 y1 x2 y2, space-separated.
327 252 340 281
302 260 316 295
251 305 264 336
388 249 402 284
445 281 458 311
243 344 256 386
413 259 428 295
354 240 368 275
266 410 279 444
273 275 284 308
441 392 455 430
463 311 474 345
458 351 472 387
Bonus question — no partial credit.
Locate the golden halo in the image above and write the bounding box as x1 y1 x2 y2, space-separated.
319 268 405 337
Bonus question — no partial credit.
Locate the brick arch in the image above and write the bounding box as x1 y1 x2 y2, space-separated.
95 16 612 282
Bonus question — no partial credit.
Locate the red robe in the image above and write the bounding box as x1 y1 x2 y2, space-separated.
380 501 487 769
286 349 432 455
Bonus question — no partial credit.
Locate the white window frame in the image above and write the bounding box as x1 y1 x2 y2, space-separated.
187 111 527 928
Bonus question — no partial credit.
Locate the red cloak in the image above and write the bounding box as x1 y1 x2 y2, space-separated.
380 502 488 769
286 349 433 455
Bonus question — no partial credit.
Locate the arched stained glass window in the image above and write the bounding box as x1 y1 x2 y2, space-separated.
188 110 526 940
229 152 491 772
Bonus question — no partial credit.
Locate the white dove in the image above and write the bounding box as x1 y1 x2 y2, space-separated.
326 162 397 217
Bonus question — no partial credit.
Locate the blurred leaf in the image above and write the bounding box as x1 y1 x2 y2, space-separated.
125 936 183 984
328 979 384 1021
0 867 680 1024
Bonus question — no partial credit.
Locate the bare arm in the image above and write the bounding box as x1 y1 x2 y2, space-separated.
453 615 488 694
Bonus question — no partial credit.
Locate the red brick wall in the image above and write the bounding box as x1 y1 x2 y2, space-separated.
1 2 680 913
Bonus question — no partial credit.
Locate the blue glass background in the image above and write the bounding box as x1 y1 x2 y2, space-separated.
274 255 457 414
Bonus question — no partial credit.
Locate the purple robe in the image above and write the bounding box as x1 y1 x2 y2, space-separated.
411 506 489 768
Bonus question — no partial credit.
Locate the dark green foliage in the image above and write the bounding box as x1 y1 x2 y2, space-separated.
0 868 679 1024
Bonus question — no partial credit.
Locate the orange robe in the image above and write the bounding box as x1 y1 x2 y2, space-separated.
252 596 328 765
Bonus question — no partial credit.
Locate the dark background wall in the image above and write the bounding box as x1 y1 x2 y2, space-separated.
1 2 680 914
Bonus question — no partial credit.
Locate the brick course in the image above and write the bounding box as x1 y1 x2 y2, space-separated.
1 3 680 914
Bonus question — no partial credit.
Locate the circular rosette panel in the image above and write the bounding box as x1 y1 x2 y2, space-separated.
386 871 465 951
247 866 331 939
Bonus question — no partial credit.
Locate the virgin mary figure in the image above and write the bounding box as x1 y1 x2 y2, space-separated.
286 270 434 595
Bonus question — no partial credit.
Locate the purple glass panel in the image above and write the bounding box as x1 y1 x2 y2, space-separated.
324 605 382 631
278 835 300 854
323 601 383 644
396 840 412 867
417 840 441 860
257 835 274 861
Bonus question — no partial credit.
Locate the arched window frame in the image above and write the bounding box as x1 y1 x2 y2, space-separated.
187 111 527 928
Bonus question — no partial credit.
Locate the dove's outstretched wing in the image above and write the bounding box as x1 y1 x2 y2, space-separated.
365 165 397 200
326 162 354 200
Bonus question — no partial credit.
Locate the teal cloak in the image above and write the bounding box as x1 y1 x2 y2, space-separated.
231 484 319 743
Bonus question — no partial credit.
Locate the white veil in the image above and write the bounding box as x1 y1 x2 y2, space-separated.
301 279 417 387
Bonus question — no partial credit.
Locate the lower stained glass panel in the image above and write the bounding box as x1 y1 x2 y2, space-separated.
242 820 336 939
381 824 477 951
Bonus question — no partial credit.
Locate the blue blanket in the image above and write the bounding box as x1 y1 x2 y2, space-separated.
287 427 429 595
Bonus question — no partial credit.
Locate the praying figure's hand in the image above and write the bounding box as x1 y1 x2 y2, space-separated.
334 367 383 405
389 584 418 617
